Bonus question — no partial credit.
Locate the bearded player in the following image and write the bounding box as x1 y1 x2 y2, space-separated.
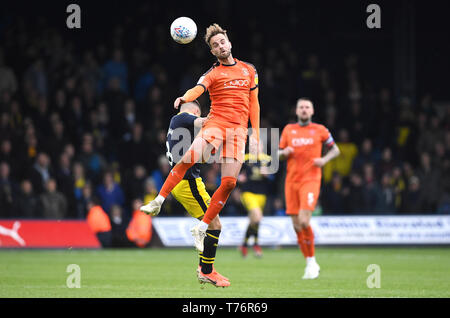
141 24 260 287
278 98 340 279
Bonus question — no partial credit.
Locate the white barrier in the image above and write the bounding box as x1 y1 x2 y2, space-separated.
152 215 450 246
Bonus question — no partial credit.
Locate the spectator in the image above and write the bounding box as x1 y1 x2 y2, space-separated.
376 173 396 214
0 161 17 218
14 180 38 218
361 163 381 213
273 198 286 216
123 164 147 206
416 152 441 212
0 52 18 95
126 198 152 248
352 138 377 173
38 178 67 219
100 49 128 94
29 152 53 195
323 128 358 183
347 172 365 214
76 182 94 219
110 204 131 247
151 155 171 191
86 197 112 247
321 172 346 214
55 152 76 217
143 177 158 204
401 176 426 214
77 133 107 183
96 170 125 214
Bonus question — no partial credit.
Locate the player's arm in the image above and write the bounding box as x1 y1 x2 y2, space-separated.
313 140 340 167
174 85 205 109
278 147 294 161
278 126 293 161
249 87 260 142
175 68 214 109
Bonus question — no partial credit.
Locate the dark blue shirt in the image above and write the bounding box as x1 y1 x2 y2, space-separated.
166 112 201 180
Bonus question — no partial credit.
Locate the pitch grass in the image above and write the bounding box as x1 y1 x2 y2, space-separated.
0 247 449 298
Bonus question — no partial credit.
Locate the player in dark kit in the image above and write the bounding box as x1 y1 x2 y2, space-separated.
238 151 273 258
163 100 229 287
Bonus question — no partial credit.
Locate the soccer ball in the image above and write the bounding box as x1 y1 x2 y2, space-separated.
170 17 197 44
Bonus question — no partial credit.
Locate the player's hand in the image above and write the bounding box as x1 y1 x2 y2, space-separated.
283 146 294 157
174 97 185 109
249 133 260 156
194 117 207 128
313 157 327 167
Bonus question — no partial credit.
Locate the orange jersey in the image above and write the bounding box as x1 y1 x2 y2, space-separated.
197 58 258 127
280 122 335 183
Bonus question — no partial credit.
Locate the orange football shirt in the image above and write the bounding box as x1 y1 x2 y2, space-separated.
279 122 335 183
197 58 258 127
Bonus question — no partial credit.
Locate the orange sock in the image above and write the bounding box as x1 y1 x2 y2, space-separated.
296 231 308 258
302 226 315 257
202 177 237 224
159 150 198 197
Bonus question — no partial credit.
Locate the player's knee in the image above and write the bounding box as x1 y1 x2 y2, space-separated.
220 177 237 192
300 221 309 230
181 149 200 164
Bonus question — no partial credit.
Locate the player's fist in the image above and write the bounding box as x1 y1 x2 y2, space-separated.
249 133 260 156
313 157 326 167
283 146 294 157
174 97 185 109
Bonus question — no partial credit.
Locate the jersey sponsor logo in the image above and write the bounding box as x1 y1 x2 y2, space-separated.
223 79 250 88
292 137 314 147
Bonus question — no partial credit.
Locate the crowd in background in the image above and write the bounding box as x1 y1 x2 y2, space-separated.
0 2 449 230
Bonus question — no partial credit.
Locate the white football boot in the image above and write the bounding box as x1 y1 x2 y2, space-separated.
302 260 320 280
140 200 162 216
190 223 207 253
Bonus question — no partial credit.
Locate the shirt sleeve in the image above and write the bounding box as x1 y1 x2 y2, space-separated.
250 67 258 91
279 126 289 149
176 113 197 128
196 67 215 91
322 126 335 147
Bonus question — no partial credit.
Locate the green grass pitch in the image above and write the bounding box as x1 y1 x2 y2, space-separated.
0 247 449 298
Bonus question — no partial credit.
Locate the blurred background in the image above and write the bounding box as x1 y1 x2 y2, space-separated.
0 0 449 247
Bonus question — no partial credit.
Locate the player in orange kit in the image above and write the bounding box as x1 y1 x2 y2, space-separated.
140 24 260 287
278 98 340 279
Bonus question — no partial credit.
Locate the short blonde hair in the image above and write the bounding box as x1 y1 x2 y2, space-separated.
204 23 228 48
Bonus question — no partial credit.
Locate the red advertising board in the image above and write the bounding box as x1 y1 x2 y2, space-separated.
0 220 101 248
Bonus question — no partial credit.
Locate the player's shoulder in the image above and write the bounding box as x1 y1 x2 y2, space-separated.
202 61 220 76
238 59 258 73
170 112 196 127
283 123 298 131
310 122 329 131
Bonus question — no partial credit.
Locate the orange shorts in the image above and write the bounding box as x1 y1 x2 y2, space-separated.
285 180 321 214
198 120 247 163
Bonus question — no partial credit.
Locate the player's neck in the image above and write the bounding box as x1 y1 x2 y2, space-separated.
218 55 235 66
298 119 311 127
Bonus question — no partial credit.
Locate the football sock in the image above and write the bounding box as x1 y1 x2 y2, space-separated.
244 222 260 246
202 177 237 224
302 225 315 257
159 150 198 198
253 222 260 246
200 230 221 274
296 230 308 258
